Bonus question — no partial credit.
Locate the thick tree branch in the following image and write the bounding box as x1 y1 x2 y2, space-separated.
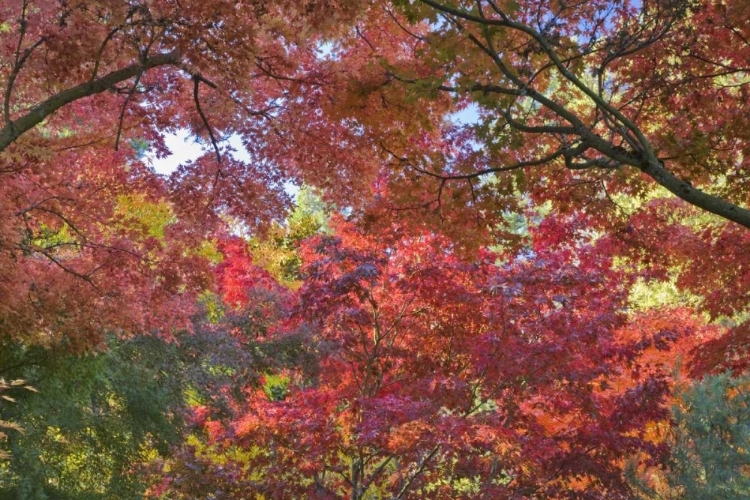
415 0 750 228
0 50 181 152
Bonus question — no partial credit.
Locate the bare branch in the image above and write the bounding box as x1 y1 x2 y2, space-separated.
114 71 144 151
88 27 123 83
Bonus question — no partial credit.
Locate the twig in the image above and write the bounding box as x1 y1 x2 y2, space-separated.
192 76 222 164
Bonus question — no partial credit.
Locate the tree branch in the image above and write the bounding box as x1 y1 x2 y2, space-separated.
394 446 440 499
415 0 750 228
0 50 181 152
4 1 47 127
192 76 222 164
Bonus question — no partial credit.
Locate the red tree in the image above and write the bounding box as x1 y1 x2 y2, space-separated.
0 0 367 349
1 0 747 354
163 216 714 499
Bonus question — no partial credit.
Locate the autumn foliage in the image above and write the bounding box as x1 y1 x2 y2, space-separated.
152 216 719 499
0 0 748 498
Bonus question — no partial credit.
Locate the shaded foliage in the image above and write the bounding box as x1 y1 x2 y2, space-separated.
0 336 185 499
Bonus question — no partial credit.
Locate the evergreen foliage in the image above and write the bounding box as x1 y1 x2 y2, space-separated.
0 336 185 499
630 373 750 499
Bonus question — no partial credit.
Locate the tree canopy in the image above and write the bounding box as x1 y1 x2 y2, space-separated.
0 0 747 351
0 0 748 498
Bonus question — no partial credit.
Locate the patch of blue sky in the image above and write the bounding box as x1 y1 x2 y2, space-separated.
149 129 206 176
450 102 479 126
148 129 299 198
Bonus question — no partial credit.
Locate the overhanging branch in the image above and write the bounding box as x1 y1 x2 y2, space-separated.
414 0 750 228
0 50 181 152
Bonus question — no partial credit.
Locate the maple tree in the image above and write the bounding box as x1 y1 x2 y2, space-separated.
1 0 748 353
326 0 750 227
338 0 750 368
0 0 366 350
0 0 748 496
158 216 718 499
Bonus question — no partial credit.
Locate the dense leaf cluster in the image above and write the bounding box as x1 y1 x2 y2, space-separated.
0 0 747 498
